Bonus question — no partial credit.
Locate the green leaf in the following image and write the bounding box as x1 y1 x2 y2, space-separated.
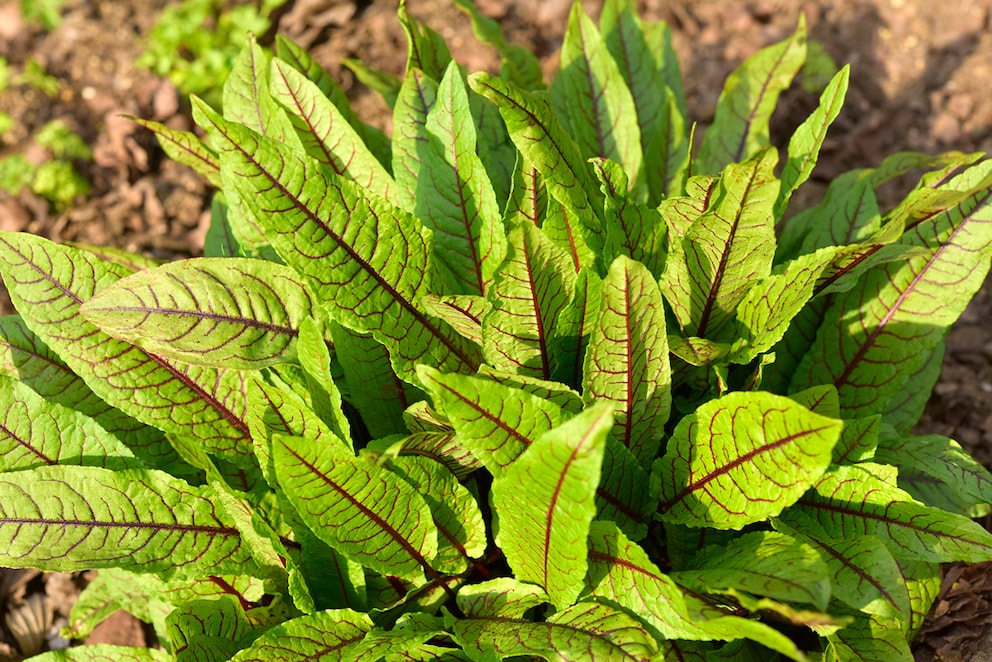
456 577 549 619
452 600 658 661
601 0 688 200
272 435 439 581
775 516 910 620
452 0 543 90
504 154 547 228
777 169 880 262
397 0 451 80
223 36 299 149
230 609 373 661
129 116 222 188
791 463 992 563
583 255 671 466
0 233 253 459
593 158 668 277
875 431 992 517
342 59 402 109
0 465 255 578
821 612 913 662
420 294 488 347
270 58 397 204
492 402 612 608
482 220 577 379
418 62 506 296
0 376 140 471
27 646 173 661
790 164 992 418
551 4 642 188
730 246 838 363
774 65 849 219
296 316 351 442
0 316 165 459
673 530 830 610
697 17 807 174
469 72 603 235
386 455 486 575
586 520 721 641
418 366 565 475
392 67 438 213
167 595 253 662
274 35 392 166
194 101 482 384
80 258 321 370
330 324 419 438
550 266 603 389
879 341 943 433
661 148 781 342
656 391 842 529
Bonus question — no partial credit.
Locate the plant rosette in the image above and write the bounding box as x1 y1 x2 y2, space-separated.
2 1 992 660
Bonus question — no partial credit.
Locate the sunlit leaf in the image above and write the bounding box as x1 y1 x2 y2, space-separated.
273 435 438 581
0 465 256 578
270 58 397 203
452 600 658 661
81 258 321 370
0 233 253 459
493 403 612 608
697 18 806 174
230 609 372 661
194 101 481 385
583 255 670 466
482 219 577 379
0 376 139 471
656 391 842 529
418 62 506 295
551 5 642 189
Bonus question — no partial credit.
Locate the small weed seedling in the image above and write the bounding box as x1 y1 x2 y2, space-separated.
2 1 992 660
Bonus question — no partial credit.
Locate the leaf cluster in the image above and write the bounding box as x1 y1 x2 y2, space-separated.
3 1 992 660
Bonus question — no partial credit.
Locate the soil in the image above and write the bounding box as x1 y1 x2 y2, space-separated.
1 0 991 659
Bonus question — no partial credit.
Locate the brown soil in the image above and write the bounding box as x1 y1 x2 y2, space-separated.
1 0 991 659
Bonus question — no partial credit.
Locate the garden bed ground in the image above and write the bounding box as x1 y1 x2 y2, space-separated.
1 0 991 659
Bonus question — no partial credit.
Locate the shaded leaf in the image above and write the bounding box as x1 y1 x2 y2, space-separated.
775 515 910 620
387 455 486 575
673 530 830 610
792 463 992 563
